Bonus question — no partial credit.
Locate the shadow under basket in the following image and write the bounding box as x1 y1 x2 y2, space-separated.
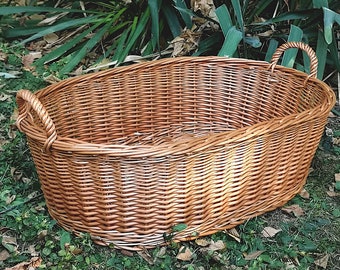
16 42 335 250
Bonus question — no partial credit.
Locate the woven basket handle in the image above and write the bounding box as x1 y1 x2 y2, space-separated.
16 90 57 152
270 42 318 78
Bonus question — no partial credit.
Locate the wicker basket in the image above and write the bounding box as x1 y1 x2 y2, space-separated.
16 42 335 250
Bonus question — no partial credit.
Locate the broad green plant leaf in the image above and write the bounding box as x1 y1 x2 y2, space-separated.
148 0 161 51
246 0 275 24
281 25 303 68
323 7 340 44
162 3 182 37
244 36 261 48
60 230 71 250
315 30 328 79
60 22 112 75
328 32 340 71
313 0 328 8
215 4 233 35
173 0 193 29
265 39 279 62
116 8 151 64
231 0 244 35
172 223 187 232
113 28 130 64
0 6 99 15
218 26 242 57
35 23 101 65
19 16 100 45
3 26 51 38
257 10 317 25
192 33 223 56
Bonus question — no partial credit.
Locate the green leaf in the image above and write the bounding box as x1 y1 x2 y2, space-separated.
19 16 99 45
117 8 151 64
265 39 279 62
335 182 340 191
172 223 187 232
218 27 242 57
246 0 275 24
315 30 328 79
216 4 233 35
257 10 316 25
231 0 244 34
60 22 111 74
148 0 161 51
0 6 99 15
3 26 51 38
173 0 193 29
60 230 71 250
193 33 223 56
42 247 52 256
299 239 317 251
162 3 182 37
333 208 340 217
328 32 340 71
244 36 261 48
323 7 340 44
113 27 130 63
36 23 100 65
281 25 303 68
313 0 328 8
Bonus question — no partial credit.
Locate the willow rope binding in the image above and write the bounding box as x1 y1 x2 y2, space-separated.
16 42 336 250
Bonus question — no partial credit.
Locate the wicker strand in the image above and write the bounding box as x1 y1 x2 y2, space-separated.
270 41 318 78
16 90 57 152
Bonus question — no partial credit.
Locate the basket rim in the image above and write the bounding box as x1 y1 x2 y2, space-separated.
18 56 336 157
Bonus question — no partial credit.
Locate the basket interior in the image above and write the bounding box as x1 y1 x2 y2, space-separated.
35 59 326 146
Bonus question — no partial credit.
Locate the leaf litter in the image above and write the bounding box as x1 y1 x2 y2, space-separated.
281 204 304 217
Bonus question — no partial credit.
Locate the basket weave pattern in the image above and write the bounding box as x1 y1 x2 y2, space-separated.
16 42 335 249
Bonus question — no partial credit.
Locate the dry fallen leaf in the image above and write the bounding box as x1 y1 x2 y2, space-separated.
2 235 18 252
120 249 134 257
195 238 210 247
335 173 340 182
176 246 193 261
314 254 329 269
299 188 310 199
27 245 39 257
326 190 340 197
282 204 304 217
0 52 8 61
22 52 42 71
37 230 48 240
327 185 340 197
154 246 167 259
261 227 282 238
4 257 42 270
191 0 216 17
44 33 59 44
208 240 226 251
225 228 241 242
244 250 264 260
137 248 154 265
0 250 10 262
0 93 11 102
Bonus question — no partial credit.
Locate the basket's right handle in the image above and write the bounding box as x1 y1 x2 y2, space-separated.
270 42 318 78
16 90 57 152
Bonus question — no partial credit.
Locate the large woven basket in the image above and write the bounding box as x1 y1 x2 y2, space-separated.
16 42 335 250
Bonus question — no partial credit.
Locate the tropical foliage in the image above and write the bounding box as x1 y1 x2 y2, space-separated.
0 0 339 79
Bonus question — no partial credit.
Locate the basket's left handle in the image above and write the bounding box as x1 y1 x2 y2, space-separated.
270 42 318 78
16 90 57 152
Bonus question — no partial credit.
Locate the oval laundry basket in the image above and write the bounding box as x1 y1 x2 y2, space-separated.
16 42 335 250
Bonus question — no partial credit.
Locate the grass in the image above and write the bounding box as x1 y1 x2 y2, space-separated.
0 41 339 270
